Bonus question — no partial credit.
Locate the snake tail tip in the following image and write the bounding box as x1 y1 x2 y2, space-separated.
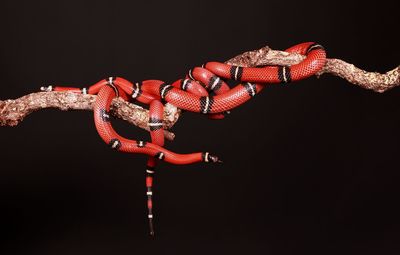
148 219 155 237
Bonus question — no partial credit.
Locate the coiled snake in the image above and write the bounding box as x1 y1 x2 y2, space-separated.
41 42 326 235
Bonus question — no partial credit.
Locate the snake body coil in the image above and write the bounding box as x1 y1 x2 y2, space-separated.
44 42 326 235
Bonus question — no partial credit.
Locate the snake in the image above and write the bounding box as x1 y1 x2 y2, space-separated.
41 42 326 235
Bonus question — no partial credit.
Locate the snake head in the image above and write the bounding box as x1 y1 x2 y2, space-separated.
203 152 223 163
40 85 53 92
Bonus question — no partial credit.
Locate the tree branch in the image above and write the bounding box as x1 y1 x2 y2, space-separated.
1 44 398 137
226 47 400 93
0 92 179 141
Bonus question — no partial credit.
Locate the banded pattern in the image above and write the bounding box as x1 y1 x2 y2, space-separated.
145 164 155 235
148 118 163 131
131 82 142 99
48 42 326 236
100 109 111 122
278 66 292 83
230 66 244 81
200 96 214 114
159 83 173 102
108 138 121 150
243 83 257 97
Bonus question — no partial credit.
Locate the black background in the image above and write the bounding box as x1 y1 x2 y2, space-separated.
0 0 399 254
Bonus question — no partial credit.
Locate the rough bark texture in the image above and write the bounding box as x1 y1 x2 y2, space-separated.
317 59 399 93
1 44 399 138
226 47 400 93
0 92 179 141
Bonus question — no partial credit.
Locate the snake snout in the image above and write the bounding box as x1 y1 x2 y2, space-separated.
40 85 53 92
209 154 223 163
203 152 222 163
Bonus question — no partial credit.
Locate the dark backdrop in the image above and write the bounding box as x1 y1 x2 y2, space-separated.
0 0 399 254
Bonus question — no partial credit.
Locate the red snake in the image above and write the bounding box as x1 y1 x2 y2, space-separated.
42 42 326 235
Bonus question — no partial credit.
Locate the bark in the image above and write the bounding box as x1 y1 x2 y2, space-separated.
0 92 179 141
226 47 399 93
1 44 398 138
